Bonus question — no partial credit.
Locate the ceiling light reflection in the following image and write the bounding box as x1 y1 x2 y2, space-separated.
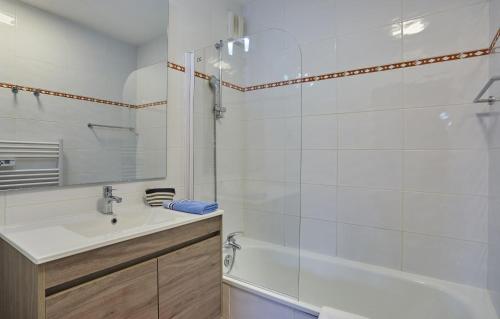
0 11 15 26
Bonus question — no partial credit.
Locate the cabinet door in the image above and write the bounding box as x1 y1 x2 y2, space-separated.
158 236 221 319
46 259 158 319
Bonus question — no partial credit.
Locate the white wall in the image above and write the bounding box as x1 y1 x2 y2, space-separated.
488 0 500 313
241 0 492 288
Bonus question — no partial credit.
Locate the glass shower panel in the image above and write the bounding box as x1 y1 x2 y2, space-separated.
191 29 302 299
192 45 219 202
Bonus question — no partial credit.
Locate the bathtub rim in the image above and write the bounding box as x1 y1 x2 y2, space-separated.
223 275 320 316
223 237 498 319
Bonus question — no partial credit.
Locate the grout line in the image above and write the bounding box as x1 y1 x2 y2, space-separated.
335 221 488 245
400 106 405 271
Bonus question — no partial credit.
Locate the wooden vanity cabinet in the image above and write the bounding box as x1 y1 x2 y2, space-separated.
45 259 159 319
158 236 221 319
0 216 222 319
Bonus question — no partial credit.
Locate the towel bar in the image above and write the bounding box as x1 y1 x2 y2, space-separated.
88 123 135 131
474 76 500 105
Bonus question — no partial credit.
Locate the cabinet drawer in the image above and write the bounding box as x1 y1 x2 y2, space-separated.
45 216 221 289
46 259 158 319
158 235 221 319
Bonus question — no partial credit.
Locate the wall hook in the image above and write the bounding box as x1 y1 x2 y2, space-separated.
11 86 19 94
33 89 40 97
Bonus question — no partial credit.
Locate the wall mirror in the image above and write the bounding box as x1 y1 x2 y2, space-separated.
0 0 168 190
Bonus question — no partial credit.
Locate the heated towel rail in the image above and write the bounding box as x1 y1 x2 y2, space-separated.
0 140 63 190
474 76 500 105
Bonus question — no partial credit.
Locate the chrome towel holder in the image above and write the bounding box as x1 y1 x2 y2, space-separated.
474 76 500 105
87 123 136 132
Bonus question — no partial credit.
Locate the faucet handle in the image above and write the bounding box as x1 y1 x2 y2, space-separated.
227 231 244 241
103 185 117 196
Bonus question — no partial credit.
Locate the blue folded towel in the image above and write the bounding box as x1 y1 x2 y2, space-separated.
163 200 218 215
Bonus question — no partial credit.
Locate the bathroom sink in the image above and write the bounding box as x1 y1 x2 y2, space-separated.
62 209 179 238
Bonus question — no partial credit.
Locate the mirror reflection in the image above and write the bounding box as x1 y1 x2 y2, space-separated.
0 0 169 190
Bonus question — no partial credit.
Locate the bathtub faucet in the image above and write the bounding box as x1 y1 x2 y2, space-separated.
225 231 243 250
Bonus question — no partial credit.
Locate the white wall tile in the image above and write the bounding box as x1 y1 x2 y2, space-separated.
302 37 336 76
339 110 403 149
244 181 285 214
336 0 401 35
403 3 490 60
338 187 401 230
302 150 337 185
244 211 284 245
303 115 338 149
403 192 488 242
337 70 403 113
243 0 286 35
403 0 487 20
337 223 402 269
245 150 286 182
403 57 489 108
283 0 336 45
300 218 337 256
284 215 301 248
339 150 402 189
487 104 500 149
301 184 337 221
302 80 337 116
404 104 489 150
337 25 402 71
403 233 487 287
244 118 287 150
403 150 488 195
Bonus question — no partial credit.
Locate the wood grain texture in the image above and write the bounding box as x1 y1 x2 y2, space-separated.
0 239 45 319
158 235 222 319
45 216 221 289
45 259 158 319
222 283 230 319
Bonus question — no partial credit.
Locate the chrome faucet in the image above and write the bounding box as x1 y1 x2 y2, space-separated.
224 231 243 250
101 186 122 215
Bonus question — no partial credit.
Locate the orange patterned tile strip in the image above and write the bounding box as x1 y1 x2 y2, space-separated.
0 81 167 109
169 47 493 92
244 48 491 92
2 35 497 107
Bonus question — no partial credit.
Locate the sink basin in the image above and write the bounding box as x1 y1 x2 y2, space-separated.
0 206 223 264
63 209 179 238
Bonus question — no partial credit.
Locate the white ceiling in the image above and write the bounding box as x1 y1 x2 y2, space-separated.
20 0 168 46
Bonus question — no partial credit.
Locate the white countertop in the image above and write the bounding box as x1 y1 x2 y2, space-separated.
0 206 223 265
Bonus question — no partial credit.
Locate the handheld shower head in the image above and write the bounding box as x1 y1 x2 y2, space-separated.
209 75 220 90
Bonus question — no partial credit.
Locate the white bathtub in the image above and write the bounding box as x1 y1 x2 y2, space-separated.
223 238 498 319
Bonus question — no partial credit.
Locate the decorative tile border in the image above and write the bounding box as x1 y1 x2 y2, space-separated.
168 47 493 93
491 27 500 52
244 48 491 92
167 62 185 72
222 80 246 92
0 81 167 109
3 36 497 109
136 100 168 109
